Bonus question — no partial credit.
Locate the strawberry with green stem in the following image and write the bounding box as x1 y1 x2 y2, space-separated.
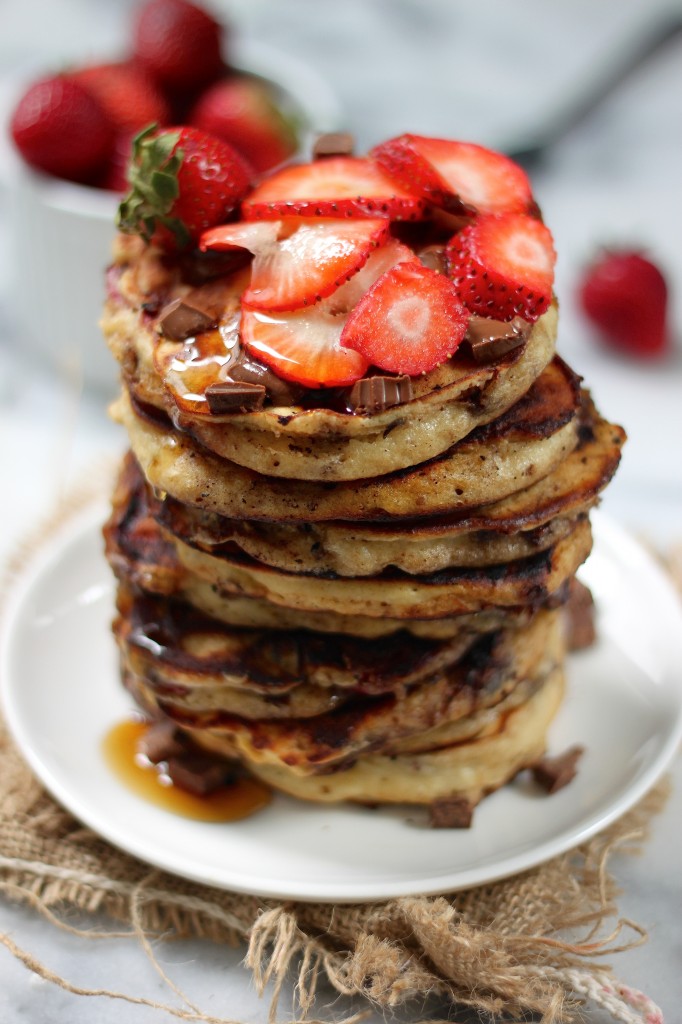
117 124 253 251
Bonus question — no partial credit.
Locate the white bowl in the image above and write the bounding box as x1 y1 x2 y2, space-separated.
1 40 342 395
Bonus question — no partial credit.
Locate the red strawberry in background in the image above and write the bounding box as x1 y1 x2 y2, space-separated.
99 131 138 192
578 249 669 359
190 77 297 174
72 61 170 137
10 74 113 183
132 0 225 93
117 125 253 251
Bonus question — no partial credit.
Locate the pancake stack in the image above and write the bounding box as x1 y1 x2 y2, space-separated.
102 132 624 824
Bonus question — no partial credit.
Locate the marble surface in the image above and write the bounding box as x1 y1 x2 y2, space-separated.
1 0 681 1020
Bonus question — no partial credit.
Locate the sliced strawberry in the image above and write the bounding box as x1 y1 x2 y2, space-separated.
242 157 426 221
241 308 370 387
446 213 555 322
325 239 417 312
237 240 416 387
372 135 533 216
340 262 468 375
204 218 389 311
200 220 281 254
247 219 390 310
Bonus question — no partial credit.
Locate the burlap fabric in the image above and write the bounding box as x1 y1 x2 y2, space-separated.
0 486 675 1024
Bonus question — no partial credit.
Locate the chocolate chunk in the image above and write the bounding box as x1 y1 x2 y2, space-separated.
141 297 163 318
429 796 474 829
166 753 237 796
417 244 447 274
205 381 266 414
157 298 217 340
465 316 530 362
180 247 251 284
563 578 596 651
532 745 584 794
136 720 188 764
349 374 413 414
313 132 355 159
229 353 304 406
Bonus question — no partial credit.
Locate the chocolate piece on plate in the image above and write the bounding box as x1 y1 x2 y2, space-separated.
349 374 413 414
563 578 597 651
205 381 266 414
136 720 188 764
313 132 355 159
157 298 217 340
465 316 530 362
429 796 474 829
532 745 585 794
166 753 237 796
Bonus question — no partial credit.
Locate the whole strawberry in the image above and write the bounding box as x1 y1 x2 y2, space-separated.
579 249 669 358
117 124 253 251
190 77 297 173
132 0 225 93
72 61 170 137
10 74 113 183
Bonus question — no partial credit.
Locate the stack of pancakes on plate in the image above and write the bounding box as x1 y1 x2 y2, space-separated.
102 134 624 824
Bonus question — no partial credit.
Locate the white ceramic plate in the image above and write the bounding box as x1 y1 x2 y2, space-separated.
2 507 681 903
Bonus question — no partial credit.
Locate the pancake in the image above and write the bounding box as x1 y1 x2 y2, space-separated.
104 446 592 619
103 231 559 480
124 607 561 771
115 585 498 697
113 356 581 522
153 401 623 575
168 517 593 619
104 491 542 639
99 132 625 822
244 665 565 808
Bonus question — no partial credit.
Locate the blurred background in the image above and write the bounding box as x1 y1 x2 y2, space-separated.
0 2 681 1021
1 0 681 569
1 0 681 562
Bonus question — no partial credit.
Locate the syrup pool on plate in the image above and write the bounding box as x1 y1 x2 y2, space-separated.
102 718 271 822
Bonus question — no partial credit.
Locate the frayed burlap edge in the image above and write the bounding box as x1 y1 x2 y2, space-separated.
0 471 677 1024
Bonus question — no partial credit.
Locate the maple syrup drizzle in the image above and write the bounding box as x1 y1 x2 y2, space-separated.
102 719 271 822
163 316 241 415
